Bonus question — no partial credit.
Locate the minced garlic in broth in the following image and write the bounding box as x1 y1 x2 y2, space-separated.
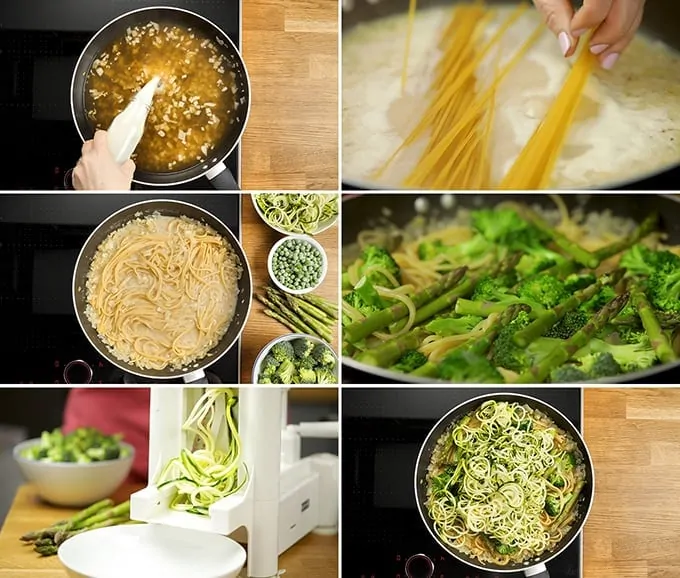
85 21 240 173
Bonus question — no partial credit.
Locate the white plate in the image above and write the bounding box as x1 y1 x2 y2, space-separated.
58 524 246 578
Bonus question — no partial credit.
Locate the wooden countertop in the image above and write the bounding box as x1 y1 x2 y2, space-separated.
0 484 338 578
241 0 338 190
240 195 339 383
584 388 680 578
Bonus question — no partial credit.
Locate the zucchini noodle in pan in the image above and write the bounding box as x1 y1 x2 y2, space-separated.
85 213 242 371
426 400 586 565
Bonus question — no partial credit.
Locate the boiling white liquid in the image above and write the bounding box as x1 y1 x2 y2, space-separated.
342 6 680 188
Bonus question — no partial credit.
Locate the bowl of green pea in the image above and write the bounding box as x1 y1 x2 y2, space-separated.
268 235 328 295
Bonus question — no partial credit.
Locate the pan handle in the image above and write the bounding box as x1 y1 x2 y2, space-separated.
205 161 240 190
182 369 209 384
524 563 550 578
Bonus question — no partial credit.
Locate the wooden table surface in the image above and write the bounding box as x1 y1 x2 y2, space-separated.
584 388 680 578
241 0 338 190
239 194 339 383
0 484 338 578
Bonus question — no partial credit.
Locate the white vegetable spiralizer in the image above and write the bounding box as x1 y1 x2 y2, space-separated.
130 388 338 578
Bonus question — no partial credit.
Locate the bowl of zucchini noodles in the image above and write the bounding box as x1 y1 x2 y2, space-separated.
414 393 594 576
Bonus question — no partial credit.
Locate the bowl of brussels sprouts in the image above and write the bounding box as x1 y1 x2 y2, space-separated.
13 427 134 507
267 235 328 295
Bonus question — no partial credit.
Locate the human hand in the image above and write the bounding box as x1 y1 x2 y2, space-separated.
532 0 646 69
72 130 136 190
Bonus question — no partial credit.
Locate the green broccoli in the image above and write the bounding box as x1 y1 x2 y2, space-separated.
342 276 386 326
315 367 337 384
617 326 646 345
471 276 512 302
425 315 484 336
437 349 504 383
258 376 273 384
579 352 622 379
417 235 494 267
276 358 296 383
298 356 317 370
297 367 317 384
564 273 597 293
576 338 658 373
619 244 668 276
312 343 336 367
271 340 295 363
545 496 562 517
648 260 680 313
515 275 569 308
355 245 401 287
260 354 280 377
489 538 518 556
550 364 588 384
471 208 529 243
391 350 428 373
489 310 534 373
545 310 589 340
292 338 315 359
580 285 616 313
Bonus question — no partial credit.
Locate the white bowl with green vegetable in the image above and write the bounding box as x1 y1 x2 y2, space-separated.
13 428 134 507
252 192 339 236
268 235 328 295
253 333 339 384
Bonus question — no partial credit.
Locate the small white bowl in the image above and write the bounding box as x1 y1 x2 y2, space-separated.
267 235 328 295
251 193 338 236
252 333 339 384
58 524 246 578
13 439 134 507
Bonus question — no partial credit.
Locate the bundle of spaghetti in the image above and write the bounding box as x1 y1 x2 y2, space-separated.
498 38 597 189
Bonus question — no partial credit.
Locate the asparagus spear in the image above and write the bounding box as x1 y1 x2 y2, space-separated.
34 543 58 557
630 282 677 364
258 293 329 341
554 480 585 528
521 208 599 268
263 309 317 338
20 520 68 542
516 293 630 383
299 292 338 318
343 267 468 343
53 499 114 533
266 288 333 340
455 299 513 317
55 515 131 546
411 304 530 378
356 328 429 368
65 500 130 531
513 269 625 347
285 293 334 324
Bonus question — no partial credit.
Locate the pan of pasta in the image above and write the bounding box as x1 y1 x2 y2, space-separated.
72 199 252 382
414 393 594 576
70 6 250 190
342 0 680 190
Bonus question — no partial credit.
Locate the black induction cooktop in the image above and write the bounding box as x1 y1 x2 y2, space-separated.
0 193 241 384
0 1 240 190
341 387 583 578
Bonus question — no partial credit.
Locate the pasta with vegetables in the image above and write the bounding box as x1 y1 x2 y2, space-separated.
425 400 586 565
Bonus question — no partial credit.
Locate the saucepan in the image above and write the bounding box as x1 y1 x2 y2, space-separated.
414 392 594 578
341 0 680 190
72 199 253 383
69 6 250 189
341 193 680 384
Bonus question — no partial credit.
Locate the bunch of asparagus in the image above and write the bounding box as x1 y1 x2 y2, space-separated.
20 499 131 556
256 285 338 343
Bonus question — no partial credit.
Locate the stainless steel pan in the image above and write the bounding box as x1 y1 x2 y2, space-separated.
72 199 252 383
414 392 594 578
342 192 680 384
341 0 680 190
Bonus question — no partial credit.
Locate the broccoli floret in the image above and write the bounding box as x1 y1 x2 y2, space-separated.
357 245 401 287
471 276 512 302
545 496 562 517
392 350 428 373
550 364 588 384
315 367 337 384
418 239 445 261
648 261 680 313
515 275 569 308
617 325 646 345
619 244 670 276
471 208 529 243
292 338 315 359
580 285 616 313
580 352 623 379
297 367 317 384
418 235 494 266
488 537 519 556
298 355 317 370
490 310 533 373
425 315 483 336
260 354 280 377
276 359 296 383
545 310 589 340
311 343 336 367
258 376 273 384
564 273 597 293
343 276 386 322
577 338 658 373
438 349 504 383
271 340 295 363
548 472 566 488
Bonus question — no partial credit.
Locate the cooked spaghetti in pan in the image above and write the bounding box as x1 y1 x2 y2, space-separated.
85 213 242 371
425 400 586 565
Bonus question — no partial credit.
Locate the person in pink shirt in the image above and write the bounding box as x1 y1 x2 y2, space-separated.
62 388 150 483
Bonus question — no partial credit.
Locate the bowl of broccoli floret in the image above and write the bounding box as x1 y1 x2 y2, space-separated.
14 427 134 507
252 334 339 384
